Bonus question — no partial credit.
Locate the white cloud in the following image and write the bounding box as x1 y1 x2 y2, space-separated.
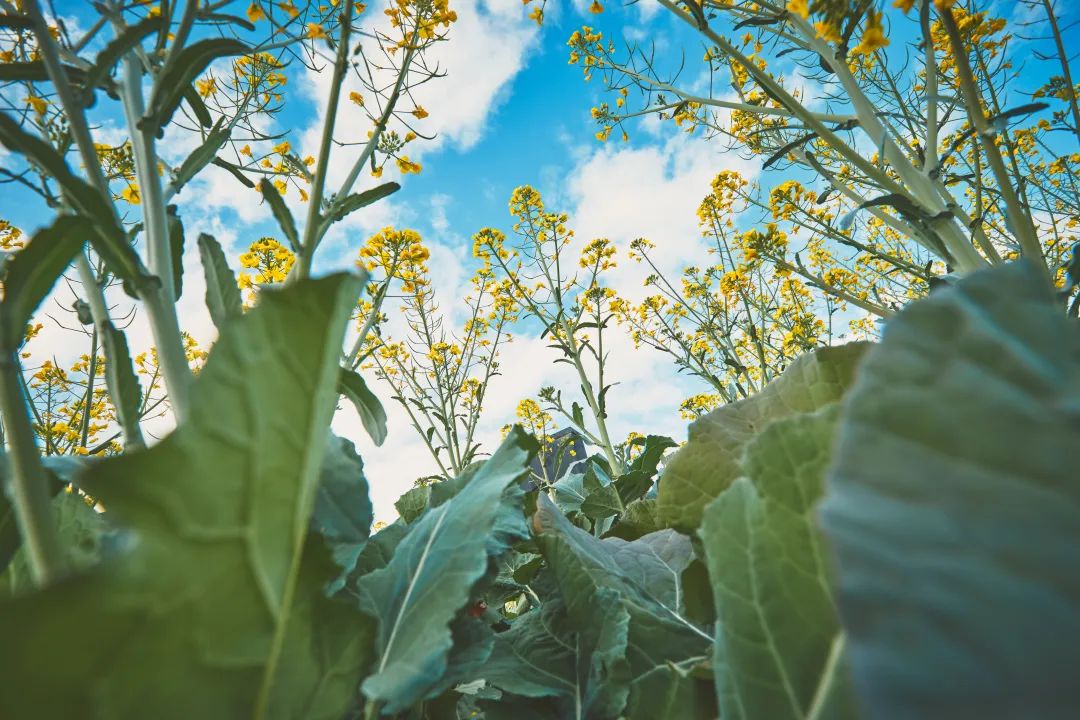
351 130 762 520
564 131 757 298
295 0 539 198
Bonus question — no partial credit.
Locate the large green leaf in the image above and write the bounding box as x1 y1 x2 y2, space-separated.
532 496 711 718
820 261 1080 719
351 427 536 714
480 592 627 718
264 537 375 720
0 273 367 719
700 406 857 720
659 342 867 531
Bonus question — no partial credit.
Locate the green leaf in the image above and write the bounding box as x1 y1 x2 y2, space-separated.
477 694 563 720
701 406 858 720
338 368 387 446
263 536 375 720
212 156 255 188
552 468 586 515
145 38 250 132
481 590 630 719
624 662 716 720
82 16 164 103
170 120 230 194
0 215 85 350
659 342 867 532
352 521 407 579
166 204 184 298
259 178 300 253
99 321 144 446
533 496 711 718
606 498 661 541
0 455 71 574
1 490 108 598
604 529 694 612
551 456 606 516
393 485 431 523
197 232 243 328
626 434 677 477
611 469 652 506
324 182 400 226
0 273 365 718
352 427 536 713
820 261 1080 718
580 483 622 520
312 435 372 594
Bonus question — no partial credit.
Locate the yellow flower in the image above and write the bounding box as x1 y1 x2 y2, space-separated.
26 95 48 115
589 0 603 13
372 165 384 178
412 105 429 119
121 183 141 204
273 179 288 195
246 2 266 21
893 0 915 11
273 140 291 155
349 91 365 106
813 21 841 43
786 0 809 20
306 23 328 40
195 76 217 98
528 5 543 25
278 1 300 18
852 11 889 55
396 156 422 174
240 144 253 157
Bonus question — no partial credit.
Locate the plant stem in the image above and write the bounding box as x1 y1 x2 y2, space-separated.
938 7 1046 270
295 2 355 280
112 14 192 420
560 318 624 475
0 351 65 586
78 327 99 448
1041 0 1080 144
25 0 192 422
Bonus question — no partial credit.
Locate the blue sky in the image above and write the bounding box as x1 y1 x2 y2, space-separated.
7 0 1072 517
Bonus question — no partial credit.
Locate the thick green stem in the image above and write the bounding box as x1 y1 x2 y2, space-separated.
561 319 624 475
939 8 1046 270
0 351 65 586
112 19 192 420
